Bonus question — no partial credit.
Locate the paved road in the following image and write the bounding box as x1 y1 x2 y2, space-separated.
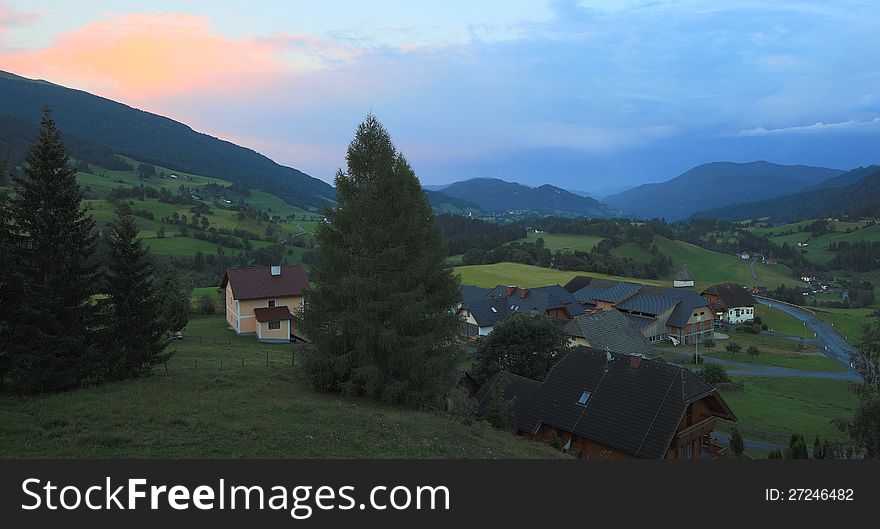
756 298 858 373
749 259 757 280
701 356 861 381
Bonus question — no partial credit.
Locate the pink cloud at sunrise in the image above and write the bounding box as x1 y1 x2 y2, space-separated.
0 13 293 101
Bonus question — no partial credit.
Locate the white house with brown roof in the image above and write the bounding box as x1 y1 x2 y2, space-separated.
220 265 309 343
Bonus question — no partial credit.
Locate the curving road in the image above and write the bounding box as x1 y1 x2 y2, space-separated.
756 298 860 377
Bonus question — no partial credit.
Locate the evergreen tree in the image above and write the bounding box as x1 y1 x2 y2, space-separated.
788 433 809 459
10 107 100 392
484 373 513 429
156 271 191 333
301 115 461 407
0 192 20 389
101 211 171 379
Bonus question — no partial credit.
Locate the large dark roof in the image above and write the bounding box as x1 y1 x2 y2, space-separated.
466 298 514 327
568 277 710 330
482 285 586 318
474 372 542 427
221 265 309 300
478 347 734 458
253 305 295 322
701 282 757 308
461 285 491 305
563 309 653 357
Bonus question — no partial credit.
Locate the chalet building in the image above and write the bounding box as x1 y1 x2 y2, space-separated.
563 309 653 357
562 277 713 346
475 347 736 459
752 285 769 297
221 265 309 343
701 283 757 324
457 284 585 337
673 264 695 288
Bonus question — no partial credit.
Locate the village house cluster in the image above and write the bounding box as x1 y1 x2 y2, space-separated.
222 264 758 459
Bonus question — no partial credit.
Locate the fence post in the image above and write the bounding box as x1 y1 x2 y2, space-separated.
266 351 269 366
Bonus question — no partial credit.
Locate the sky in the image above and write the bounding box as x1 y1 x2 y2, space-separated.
0 1 878 193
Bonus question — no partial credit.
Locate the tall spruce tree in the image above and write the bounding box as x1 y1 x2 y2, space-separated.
10 107 100 392
301 115 461 407
0 191 19 390
101 211 171 379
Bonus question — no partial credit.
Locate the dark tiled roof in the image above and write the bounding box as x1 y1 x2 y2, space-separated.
480 347 732 458
466 298 514 327
701 282 757 308
221 265 309 300
253 305 295 322
563 276 593 294
615 294 677 315
623 313 656 331
474 372 542 427
461 285 491 305
482 285 585 318
563 309 653 357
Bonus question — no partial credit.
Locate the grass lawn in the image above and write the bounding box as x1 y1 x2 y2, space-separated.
813 307 877 346
651 237 799 290
142 235 223 256
718 377 858 443
755 304 810 337
0 316 564 459
514 232 604 252
453 262 667 289
702 332 844 372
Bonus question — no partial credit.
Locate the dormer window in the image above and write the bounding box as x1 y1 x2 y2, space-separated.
577 391 591 405
268 300 276 308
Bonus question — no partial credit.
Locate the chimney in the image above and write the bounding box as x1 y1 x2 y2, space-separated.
506 286 516 296
629 356 642 369
519 288 529 299
270 265 282 276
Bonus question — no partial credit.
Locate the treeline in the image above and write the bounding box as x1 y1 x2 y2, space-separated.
0 109 189 393
830 241 880 272
462 238 673 279
436 213 525 255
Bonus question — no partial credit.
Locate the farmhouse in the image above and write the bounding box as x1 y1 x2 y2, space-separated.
701 283 757 324
457 284 585 338
562 277 713 346
221 265 309 343
563 309 653 357
475 347 736 459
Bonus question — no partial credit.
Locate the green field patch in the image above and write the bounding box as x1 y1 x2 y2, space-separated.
702 332 844 372
453 262 667 288
718 377 857 443
513 232 604 252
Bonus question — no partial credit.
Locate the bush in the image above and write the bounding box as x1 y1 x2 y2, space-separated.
446 387 477 424
761 323 769 331
698 363 730 385
729 427 745 457
703 338 716 349
197 293 216 315
725 342 742 354
768 448 783 459
754 316 763 325
747 345 760 356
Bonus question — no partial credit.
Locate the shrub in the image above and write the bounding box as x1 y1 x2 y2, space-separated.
698 363 730 385
729 427 745 457
754 316 763 325
768 448 783 459
197 293 216 315
761 323 769 331
703 338 716 349
446 387 477 424
747 345 760 356
726 342 742 354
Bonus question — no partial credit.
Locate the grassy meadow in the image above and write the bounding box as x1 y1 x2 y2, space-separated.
514 231 605 252
718 377 858 443
0 316 565 459
453 262 667 289
700 332 844 372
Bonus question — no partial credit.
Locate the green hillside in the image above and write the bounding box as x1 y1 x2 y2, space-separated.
0 316 565 458
453 262 667 288
514 231 605 252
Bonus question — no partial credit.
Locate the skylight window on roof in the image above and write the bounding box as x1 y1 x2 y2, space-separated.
490 307 497 313
577 391 591 405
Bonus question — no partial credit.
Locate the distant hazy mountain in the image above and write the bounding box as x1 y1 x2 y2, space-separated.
425 190 482 214
693 165 880 223
422 184 451 191
0 70 334 207
603 161 844 221
439 177 618 217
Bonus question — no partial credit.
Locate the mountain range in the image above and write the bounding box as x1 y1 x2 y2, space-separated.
693 165 880 223
0 70 335 208
603 161 845 221
435 178 620 218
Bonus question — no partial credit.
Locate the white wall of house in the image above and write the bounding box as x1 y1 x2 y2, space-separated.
726 306 754 324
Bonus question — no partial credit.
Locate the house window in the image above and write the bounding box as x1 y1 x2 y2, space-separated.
681 441 693 460
268 299 276 308
268 320 281 330
577 391 591 405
